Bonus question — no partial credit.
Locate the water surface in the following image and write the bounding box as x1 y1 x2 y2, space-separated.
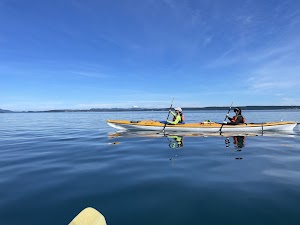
0 110 300 225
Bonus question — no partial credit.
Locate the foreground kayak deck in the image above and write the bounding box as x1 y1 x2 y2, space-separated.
107 120 298 132
69 207 106 225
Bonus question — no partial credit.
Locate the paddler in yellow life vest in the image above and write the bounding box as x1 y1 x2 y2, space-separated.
167 107 185 124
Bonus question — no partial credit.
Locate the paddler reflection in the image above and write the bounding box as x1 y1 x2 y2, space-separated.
167 135 184 149
225 136 245 160
233 136 245 149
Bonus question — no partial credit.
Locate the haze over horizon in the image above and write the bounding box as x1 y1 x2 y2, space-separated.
1 0 300 111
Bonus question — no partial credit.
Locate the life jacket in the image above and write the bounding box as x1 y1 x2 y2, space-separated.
173 112 184 123
231 115 246 123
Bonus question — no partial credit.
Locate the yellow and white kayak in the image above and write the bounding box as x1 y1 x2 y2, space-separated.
107 120 298 132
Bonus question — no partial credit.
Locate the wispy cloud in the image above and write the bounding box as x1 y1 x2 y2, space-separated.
247 75 298 91
247 41 300 63
280 97 300 105
0 60 114 80
202 36 213 47
245 42 300 93
205 47 237 68
241 48 300 105
68 71 113 79
162 0 176 9
241 15 253 24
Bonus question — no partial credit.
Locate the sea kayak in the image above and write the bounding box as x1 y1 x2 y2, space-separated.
107 120 298 132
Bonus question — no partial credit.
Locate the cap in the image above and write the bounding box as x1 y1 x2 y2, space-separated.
174 107 182 112
234 107 241 112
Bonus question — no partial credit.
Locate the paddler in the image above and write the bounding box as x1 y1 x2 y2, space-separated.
167 107 184 125
223 107 245 125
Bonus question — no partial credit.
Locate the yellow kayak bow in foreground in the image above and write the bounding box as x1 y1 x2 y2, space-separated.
69 207 106 225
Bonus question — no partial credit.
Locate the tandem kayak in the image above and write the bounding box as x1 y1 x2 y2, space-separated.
107 120 298 132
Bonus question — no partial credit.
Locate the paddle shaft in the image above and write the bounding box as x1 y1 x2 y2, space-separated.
162 97 174 132
219 102 233 133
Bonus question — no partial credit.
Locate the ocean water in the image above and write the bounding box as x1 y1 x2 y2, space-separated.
0 110 300 225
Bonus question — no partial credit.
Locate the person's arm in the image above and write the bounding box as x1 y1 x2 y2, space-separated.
225 113 233 121
170 110 176 117
227 116 233 121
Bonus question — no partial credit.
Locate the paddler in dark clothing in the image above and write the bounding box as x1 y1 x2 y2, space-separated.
223 107 246 125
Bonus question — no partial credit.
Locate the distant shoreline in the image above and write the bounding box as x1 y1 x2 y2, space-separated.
1 106 300 113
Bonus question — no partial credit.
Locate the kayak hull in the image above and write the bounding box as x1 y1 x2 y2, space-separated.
107 120 297 132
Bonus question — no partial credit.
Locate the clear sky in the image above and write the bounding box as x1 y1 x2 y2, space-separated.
1 0 300 111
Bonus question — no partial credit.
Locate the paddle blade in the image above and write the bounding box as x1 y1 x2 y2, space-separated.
69 207 107 225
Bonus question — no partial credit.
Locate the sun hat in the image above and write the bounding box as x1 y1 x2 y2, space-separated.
174 107 182 112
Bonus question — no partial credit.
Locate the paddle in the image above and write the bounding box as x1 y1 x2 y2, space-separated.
162 97 174 133
69 207 107 225
219 102 233 134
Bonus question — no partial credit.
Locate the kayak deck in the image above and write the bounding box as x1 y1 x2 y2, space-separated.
107 120 297 132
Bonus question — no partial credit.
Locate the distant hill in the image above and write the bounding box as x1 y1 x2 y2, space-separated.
0 108 12 113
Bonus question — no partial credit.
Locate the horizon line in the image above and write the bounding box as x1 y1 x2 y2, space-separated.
2 105 300 112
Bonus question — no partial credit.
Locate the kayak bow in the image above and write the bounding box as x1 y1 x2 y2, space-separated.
69 207 106 225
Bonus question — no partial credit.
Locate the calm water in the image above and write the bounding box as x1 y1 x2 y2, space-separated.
1 110 300 225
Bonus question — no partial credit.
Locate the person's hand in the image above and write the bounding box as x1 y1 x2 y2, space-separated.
223 121 227 124
226 114 229 117
169 109 172 112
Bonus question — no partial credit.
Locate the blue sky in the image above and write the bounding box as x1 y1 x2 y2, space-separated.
1 0 300 110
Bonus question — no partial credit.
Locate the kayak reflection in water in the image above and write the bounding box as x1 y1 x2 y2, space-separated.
168 135 184 149
225 136 245 160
